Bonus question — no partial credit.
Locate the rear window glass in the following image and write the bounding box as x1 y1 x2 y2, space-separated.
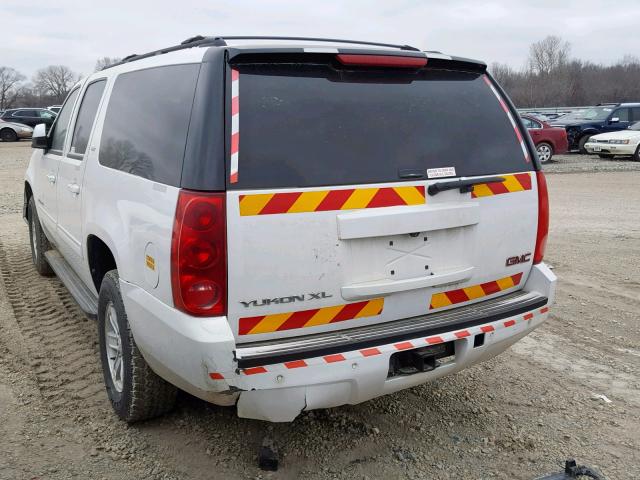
99 64 199 186
231 64 531 189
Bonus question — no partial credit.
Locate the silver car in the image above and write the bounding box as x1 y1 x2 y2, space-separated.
0 120 33 142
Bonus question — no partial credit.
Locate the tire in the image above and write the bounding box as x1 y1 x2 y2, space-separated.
633 145 640 162
98 270 177 423
578 135 591 154
0 128 18 142
598 154 614 159
536 142 554 163
27 197 54 276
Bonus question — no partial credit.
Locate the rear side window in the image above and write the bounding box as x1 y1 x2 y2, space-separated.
232 64 531 189
70 79 106 158
98 64 199 186
50 89 80 153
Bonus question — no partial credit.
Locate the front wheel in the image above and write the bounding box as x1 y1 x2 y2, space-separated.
536 142 554 163
633 145 640 162
98 270 177 423
578 135 591 154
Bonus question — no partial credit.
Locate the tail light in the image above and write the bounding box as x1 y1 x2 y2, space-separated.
171 190 227 316
336 54 427 68
533 171 549 264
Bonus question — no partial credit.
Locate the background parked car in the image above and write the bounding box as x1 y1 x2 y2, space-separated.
0 108 56 128
551 103 640 153
0 120 33 142
47 105 62 114
521 114 568 163
584 121 640 161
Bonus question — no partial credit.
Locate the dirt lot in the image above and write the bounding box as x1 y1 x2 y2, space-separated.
0 142 638 479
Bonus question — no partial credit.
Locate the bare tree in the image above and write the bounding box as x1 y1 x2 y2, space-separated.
0 66 26 110
95 56 121 72
527 35 571 75
489 62 515 86
32 65 78 104
620 54 640 67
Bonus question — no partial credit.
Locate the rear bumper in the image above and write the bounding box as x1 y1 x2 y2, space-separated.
121 263 556 422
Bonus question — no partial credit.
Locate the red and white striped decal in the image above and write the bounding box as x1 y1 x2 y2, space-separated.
208 305 550 379
483 75 530 163
230 69 240 183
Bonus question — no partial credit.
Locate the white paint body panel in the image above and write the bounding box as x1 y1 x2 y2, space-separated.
23 45 555 422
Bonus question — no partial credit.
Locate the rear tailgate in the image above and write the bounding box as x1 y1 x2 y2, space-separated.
225 54 538 343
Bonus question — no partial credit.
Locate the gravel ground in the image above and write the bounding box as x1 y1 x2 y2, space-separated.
0 141 638 479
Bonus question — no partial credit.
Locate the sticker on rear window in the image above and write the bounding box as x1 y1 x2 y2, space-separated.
427 167 456 179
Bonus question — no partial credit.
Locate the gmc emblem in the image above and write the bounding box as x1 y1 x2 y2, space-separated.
506 253 531 266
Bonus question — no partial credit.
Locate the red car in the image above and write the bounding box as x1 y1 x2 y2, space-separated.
521 114 568 163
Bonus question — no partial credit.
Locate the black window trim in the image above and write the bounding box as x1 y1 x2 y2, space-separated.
67 77 108 162
47 86 81 157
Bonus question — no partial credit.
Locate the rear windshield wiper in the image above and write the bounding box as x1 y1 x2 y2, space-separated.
427 176 505 196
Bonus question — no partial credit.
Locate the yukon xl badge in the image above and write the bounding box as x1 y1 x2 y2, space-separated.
240 292 332 308
506 253 531 267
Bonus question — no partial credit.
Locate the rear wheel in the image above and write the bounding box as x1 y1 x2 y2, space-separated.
598 153 614 159
0 128 18 142
98 270 177 423
536 142 554 163
27 197 54 276
578 135 591 154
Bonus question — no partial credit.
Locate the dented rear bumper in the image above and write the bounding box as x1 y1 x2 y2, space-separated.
121 263 556 422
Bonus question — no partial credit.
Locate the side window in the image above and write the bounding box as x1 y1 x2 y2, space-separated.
613 108 629 122
531 119 542 129
12 110 28 117
631 107 640 122
50 89 80 153
69 80 106 158
521 117 533 128
99 64 199 186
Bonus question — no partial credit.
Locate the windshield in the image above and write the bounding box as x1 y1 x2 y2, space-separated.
562 107 612 122
231 64 531 189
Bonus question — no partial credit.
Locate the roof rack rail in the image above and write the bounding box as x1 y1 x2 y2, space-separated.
217 36 420 52
102 35 421 70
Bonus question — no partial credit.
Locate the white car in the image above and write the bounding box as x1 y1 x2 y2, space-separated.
584 121 640 160
24 35 556 423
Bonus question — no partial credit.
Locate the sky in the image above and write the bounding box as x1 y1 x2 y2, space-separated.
3 0 640 79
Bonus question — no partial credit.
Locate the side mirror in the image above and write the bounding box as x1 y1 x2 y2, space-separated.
31 123 49 149
609 117 619 124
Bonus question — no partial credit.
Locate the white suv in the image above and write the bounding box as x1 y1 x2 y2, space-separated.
24 36 556 423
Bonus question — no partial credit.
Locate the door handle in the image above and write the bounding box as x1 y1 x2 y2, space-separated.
67 183 80 195
46 174 56 184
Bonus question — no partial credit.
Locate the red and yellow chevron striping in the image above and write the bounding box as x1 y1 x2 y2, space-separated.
239 186 425 216
429 272 524 310
238 298 384 335
471 173 532 198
